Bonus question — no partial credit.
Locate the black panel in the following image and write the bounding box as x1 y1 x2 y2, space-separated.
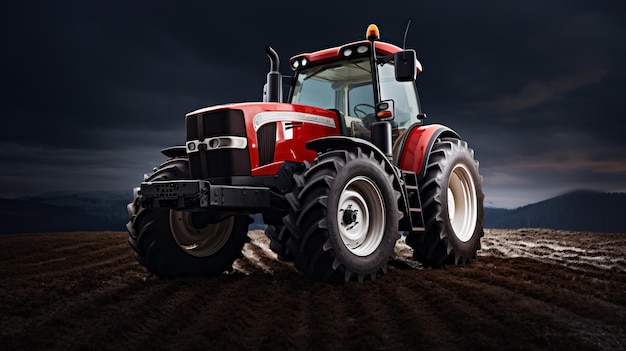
200 109 246 138
186 114 199 140
186 109 250 179
189 153 204 179
257 122 276 166
204 149 250 177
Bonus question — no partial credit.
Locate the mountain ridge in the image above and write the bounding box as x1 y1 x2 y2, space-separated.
483 189 626 233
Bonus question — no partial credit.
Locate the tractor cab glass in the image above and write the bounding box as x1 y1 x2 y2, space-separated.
290 56 422 137
379 62 421 128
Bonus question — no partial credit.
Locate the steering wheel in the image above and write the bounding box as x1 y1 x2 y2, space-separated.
353 103 375 118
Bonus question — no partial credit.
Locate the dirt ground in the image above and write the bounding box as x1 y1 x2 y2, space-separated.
1 228 625 351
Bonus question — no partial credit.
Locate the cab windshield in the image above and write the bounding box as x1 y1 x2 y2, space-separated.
290 56 421 130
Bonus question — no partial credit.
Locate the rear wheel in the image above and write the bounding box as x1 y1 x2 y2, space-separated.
126 158 250 277
408 138 484 267
283 147 401 283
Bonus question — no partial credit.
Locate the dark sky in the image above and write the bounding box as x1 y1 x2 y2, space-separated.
2 1 625 208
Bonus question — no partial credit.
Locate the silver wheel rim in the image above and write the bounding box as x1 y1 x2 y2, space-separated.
169 211 233 257
337 176 386 256
447 164 477 242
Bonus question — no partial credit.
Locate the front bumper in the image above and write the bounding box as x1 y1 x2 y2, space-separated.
139 180 271 210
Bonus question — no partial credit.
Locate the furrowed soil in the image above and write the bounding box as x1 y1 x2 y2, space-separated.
1 228 625 350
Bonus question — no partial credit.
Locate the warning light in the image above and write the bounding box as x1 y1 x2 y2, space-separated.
376 110 392 119
366 24 379 41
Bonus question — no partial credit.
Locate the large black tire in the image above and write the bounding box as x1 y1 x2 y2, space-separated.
283 147 401 283
407 138 484 267
264 225 294 261
126 158 250 277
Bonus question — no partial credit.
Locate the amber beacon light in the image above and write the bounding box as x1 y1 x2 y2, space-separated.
366 24 380 40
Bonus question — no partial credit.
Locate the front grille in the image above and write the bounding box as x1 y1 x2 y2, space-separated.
257 122 276 166
186 109 246 139
186 109 250 179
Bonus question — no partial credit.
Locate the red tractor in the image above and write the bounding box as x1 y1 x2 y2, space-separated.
126 24 484 282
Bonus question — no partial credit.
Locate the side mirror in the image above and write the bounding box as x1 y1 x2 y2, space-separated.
394 50 417 82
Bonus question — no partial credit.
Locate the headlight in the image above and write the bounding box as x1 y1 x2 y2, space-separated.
187 141 196 152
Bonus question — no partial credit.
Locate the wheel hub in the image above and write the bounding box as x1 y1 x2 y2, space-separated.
169 211 233 257
190 212 211 229
342 206 359 226
336 176 385 257
447 164 477 242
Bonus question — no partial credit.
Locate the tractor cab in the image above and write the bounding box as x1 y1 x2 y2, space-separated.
286 25 424 143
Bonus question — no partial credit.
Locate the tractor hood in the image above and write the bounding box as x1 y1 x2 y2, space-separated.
184 102 341 178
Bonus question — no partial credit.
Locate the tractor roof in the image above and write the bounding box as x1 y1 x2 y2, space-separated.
289 40 403 71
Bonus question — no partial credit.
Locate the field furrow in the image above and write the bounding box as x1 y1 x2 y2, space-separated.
1 229 624 350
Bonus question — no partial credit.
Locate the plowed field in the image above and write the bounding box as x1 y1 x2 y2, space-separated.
1 228 625 350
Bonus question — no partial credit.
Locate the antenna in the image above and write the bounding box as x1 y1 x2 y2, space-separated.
402 19 412 61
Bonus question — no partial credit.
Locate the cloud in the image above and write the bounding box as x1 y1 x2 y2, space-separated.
508 155 626 174
0 131 181 198
478 70 605 114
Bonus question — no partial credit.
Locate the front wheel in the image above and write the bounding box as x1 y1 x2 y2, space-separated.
126 158 250 277
408 138 484 267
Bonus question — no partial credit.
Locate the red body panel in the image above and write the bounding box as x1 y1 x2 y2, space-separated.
398 124 455 176
187 103 341 176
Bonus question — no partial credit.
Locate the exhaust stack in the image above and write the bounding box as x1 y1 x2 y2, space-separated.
264 46 282 103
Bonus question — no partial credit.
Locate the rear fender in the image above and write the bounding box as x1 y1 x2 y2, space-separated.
306 136 398 178
395 124 460 178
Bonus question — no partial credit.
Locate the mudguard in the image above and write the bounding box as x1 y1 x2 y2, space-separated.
306 136 400 179
395 124 460 179
305 136 408 224
161 146 187 158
